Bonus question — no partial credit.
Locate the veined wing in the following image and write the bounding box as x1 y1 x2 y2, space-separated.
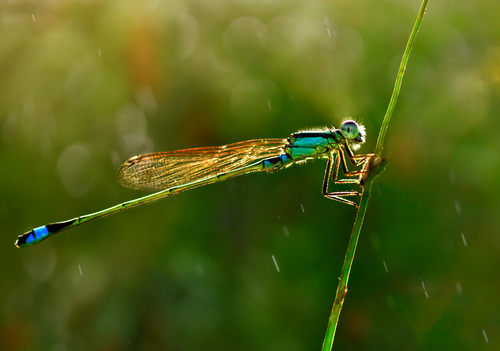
117 138 288 191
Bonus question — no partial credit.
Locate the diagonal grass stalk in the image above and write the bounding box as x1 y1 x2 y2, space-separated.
321 0 428 349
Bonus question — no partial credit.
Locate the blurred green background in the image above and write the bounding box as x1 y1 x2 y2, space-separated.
1 0 500 350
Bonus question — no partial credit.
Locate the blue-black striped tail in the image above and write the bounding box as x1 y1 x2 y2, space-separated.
15 220 76 248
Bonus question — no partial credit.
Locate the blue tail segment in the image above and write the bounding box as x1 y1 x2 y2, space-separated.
15 220 76 248
15 226 49 247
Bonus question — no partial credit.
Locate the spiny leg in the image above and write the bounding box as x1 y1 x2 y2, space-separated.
334 147 366 183
343 142 372 166
343 150 376 180
321 145 375 207
325 191 361 207
337 145 374 179
327 151 360 185
322 155 361 207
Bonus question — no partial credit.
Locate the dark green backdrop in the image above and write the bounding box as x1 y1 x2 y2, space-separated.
2 1 499 350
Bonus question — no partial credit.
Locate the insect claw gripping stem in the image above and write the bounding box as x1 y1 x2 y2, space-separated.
359 156 388 187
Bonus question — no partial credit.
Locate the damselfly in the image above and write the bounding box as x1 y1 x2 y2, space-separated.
15 120 368 248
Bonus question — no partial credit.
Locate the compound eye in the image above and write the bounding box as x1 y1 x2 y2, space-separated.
340 120 359 140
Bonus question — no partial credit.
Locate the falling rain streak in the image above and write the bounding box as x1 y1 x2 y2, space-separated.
272 255 280 272
282 225 290 237
461 233 467 247
483 330 489 343
421 280 429 299
324 17 332 37
383 261 388 272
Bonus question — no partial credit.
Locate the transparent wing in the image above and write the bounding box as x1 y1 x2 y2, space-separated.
117 138 288 191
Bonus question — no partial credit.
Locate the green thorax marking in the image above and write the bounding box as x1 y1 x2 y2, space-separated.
285 130 340 161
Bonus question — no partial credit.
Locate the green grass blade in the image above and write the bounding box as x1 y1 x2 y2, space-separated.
374 0 428 157
322 1 428 350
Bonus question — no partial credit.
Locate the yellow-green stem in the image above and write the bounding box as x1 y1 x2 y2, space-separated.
321 0 427 350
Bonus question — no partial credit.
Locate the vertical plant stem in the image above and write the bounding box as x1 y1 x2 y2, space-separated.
375 0 428 156
322 1 427 350
321 181 371 349
321 157 387 351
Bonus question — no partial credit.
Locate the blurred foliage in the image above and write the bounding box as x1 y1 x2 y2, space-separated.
1 0 500 350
